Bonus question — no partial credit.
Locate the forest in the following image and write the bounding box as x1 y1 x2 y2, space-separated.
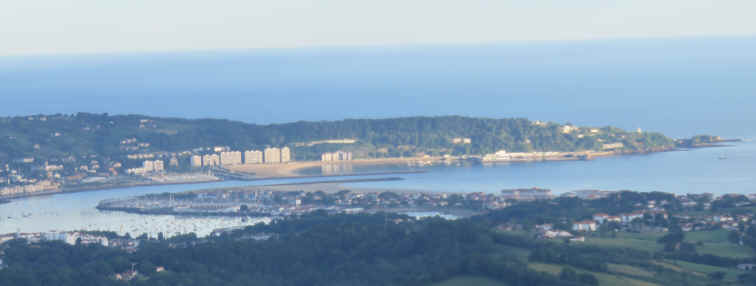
0 213 586 286
0 113 676 161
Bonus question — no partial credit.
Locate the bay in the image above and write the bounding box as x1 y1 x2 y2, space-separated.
0 176 393 237
347 141 756 195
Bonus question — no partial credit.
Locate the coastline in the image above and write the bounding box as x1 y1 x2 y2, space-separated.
95 178 482 219
0 170 426 202
0 141 740 202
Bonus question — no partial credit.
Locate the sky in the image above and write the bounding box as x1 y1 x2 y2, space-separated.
2 0 756 56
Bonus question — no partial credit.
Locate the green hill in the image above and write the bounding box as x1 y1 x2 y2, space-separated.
0 113 675 162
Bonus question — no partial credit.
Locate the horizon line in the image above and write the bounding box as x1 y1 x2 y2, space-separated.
2 34 755 60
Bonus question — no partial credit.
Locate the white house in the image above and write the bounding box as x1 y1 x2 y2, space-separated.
572 220 597 232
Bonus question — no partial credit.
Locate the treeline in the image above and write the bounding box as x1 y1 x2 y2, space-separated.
2 210 752 285
0 212 591 286
478 191 679 227
0 113 675 160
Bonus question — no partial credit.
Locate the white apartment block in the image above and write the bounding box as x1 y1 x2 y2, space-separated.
244 150 264 164
202 154 220 167
191 155 203 168
281 147 291 163
264 147 281 164
321 151 353 162
127 160 164 175
220 151 243 166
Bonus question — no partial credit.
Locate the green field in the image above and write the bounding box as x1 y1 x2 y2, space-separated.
584 232 664 252
607 263 654 278
657 260 741 282
493 245 531 261
529 263 660 286
684 230 756 259
431 276 507 286
584 230 755 259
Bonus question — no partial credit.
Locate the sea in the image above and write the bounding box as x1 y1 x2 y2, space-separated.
1 36 755 236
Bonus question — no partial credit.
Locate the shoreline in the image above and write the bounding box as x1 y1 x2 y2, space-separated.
0 141 741 202
96 178 484 219
183 177 425 195
0 170 426 202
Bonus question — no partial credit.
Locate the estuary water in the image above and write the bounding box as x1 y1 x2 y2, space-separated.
347 141 756 195
0 176 392 237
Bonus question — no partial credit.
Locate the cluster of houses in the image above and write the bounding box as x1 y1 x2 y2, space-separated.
99 188 518 218
573 209 670 232
500 188 553 201
673 213 752 232
0 231 111 247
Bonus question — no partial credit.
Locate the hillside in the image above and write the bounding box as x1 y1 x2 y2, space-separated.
0 113 675 162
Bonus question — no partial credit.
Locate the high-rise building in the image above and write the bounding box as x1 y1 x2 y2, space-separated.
220 151 243 166
143 160 155 171
202 154 220 167
126 159 165 175
191 155 203 168
264 147 281 164
321 151 352 162
244 150 264 164
169 157 180 167
153 160 164 172
281 147 291 163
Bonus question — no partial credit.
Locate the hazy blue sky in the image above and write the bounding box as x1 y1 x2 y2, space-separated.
2 0 756 56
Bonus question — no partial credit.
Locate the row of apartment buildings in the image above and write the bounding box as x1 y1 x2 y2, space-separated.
126 159 165 175
321 151 353 162
0 180 60 197
191 147 291 168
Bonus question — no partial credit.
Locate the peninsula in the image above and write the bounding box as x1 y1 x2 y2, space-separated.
0 113 733 199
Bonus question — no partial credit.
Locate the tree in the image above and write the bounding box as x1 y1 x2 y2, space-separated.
708 271 725 281
560 267 578 281
578 273 599 286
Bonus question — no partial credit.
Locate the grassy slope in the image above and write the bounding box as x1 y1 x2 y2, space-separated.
430 276 507 286
584 230 754 259
529 263 660 286
684 230 756 259
607 263 655 278
656 260 742 283
583 232 665 252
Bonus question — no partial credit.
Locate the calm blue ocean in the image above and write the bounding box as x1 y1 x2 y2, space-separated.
1 37 755 138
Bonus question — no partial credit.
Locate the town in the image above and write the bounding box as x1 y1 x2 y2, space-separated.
96 184 756 247
0 117 362 198
2 114 726 200
95 182 519 217
3 187 756 282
